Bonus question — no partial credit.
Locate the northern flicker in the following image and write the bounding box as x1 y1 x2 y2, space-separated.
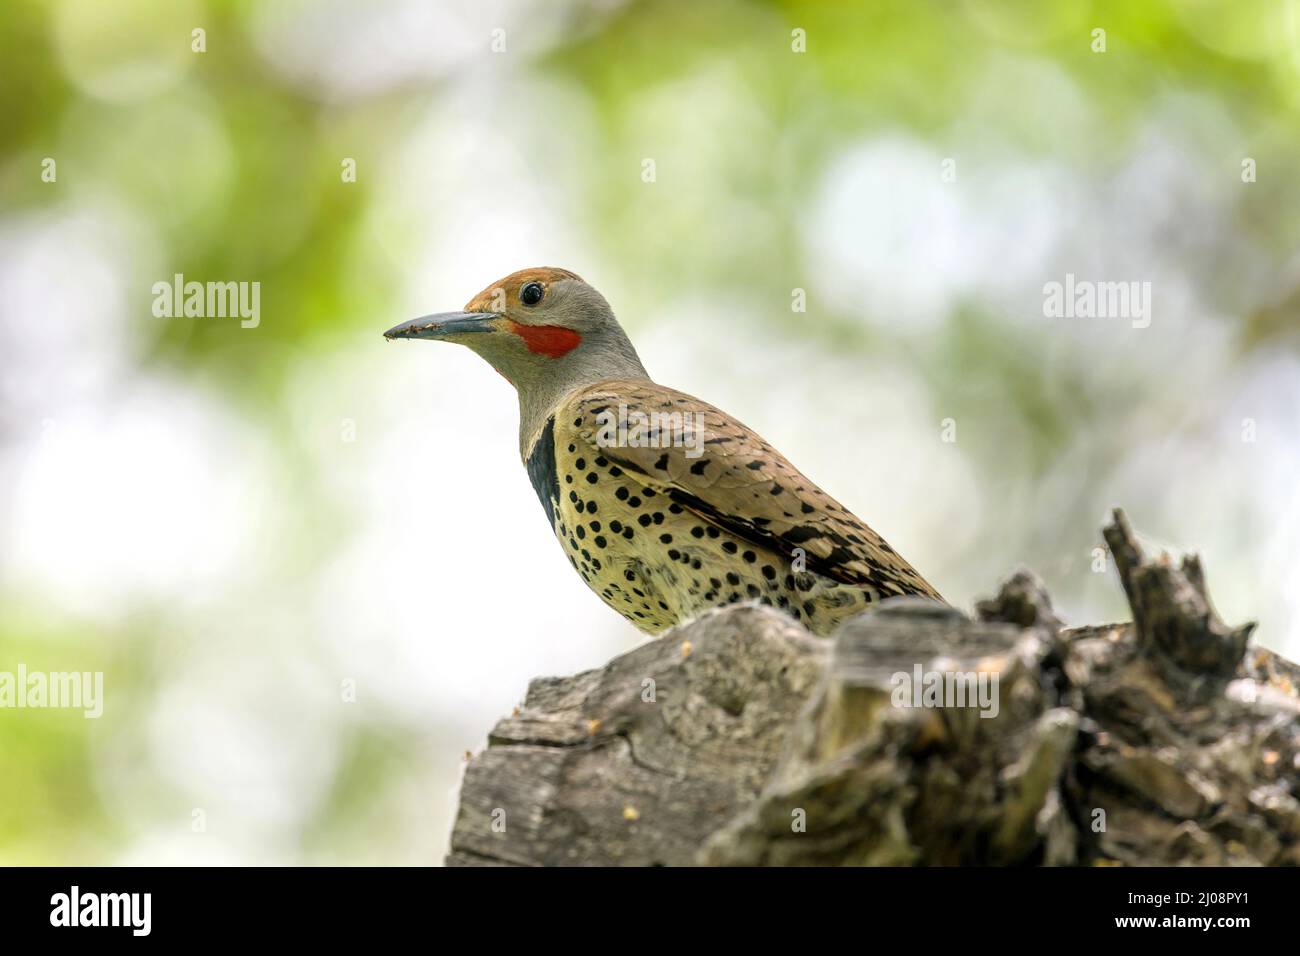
385 268 943 636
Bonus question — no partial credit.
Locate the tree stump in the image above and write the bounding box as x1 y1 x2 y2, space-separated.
447 509 1300 866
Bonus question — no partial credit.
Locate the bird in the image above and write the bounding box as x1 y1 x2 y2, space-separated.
385 267 943 637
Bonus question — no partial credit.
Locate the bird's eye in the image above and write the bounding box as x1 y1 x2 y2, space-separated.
520 282 544 306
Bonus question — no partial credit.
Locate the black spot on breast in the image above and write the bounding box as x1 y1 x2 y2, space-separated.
526 416 560 527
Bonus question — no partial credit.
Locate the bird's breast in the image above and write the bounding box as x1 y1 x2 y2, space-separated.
524 415 560 527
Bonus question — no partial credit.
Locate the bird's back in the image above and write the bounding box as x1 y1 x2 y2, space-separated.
524 378 942 636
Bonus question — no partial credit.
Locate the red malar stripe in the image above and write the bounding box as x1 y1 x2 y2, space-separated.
507 320 582 358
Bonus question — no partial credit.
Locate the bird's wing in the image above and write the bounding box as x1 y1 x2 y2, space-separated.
560 379 943 600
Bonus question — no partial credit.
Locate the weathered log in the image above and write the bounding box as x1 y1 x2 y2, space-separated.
447 509 1299 866
446 606 826 866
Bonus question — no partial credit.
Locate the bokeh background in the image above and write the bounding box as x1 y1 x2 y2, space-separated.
1 0 1297 864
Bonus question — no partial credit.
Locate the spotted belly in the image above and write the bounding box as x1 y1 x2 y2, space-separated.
544 443 880 636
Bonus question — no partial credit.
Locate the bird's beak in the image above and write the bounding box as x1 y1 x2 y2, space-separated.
383 311 499 341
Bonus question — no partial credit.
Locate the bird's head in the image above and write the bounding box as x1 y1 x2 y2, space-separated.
384 267 646 393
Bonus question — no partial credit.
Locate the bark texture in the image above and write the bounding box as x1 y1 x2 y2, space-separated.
447 509 1299 866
